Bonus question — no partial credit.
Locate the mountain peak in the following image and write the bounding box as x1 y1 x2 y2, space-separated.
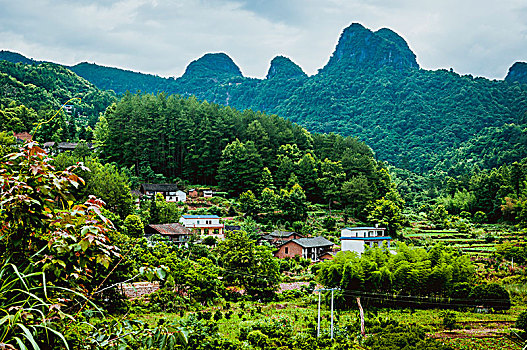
505 62 527 84
324 23 418 71
182 53 243 80
266 56 307 80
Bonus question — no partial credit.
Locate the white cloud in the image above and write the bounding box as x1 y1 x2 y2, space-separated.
0 0 525 79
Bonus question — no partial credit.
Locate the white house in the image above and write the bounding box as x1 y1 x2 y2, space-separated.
340 226 391 255
140 184 186 202
179 214 224 238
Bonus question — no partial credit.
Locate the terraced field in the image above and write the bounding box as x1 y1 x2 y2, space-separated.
402 223 524 258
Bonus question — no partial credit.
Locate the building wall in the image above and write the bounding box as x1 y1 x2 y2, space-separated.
275 242 303 259
166 190 186 202
342 240 366 255
180 217 220 226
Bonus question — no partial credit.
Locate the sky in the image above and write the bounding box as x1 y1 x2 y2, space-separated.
0 0 526 80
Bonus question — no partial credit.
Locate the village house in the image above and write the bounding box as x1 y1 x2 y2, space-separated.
179 214 224 238
42 142 95 154
13 132 32 143
144 223 192 245
340 226 391 255
274 236 334 262
260 231 304 245
140 183 186 202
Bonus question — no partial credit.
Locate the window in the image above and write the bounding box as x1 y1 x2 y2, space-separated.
285 247 289 254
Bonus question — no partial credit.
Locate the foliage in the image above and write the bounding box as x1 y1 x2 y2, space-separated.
124 214 145 237
216 230 281 299
316 244 476 306
441 310 457 330
53 153 135 219
467 283 511 310
218 139 263 196
99 93 393 211
367 197 405 237
0 142 120 348
363 323 454 350
516 310 527 332
0 60 115 139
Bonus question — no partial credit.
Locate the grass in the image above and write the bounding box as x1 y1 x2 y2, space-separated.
439 337 522 349
128 298 525 346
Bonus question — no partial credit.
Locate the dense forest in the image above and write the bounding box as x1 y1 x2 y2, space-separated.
98 93 395 220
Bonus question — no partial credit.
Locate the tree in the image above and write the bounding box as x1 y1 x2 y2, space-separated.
430 204 448 228
296 153 319 199
0 131 16 158
184 257 223 303
217 139 263 197
516 310 527 332
216 230 280 299
258 167 275 192
277 184 308 223
124 214 144 238
468 283 511 310
367 198 405 237
317 158 346 213
239 190 260 217
341 174 373 219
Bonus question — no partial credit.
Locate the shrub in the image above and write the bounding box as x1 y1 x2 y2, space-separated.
441 311 457 330
214 310 223 321
247 330 269 348
516 310 527 331
468 283 511 311
148 289 188 313
473 211 487 224
323 216 337 230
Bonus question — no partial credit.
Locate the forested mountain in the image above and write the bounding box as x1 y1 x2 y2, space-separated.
0 60 115 141
1 23 526 175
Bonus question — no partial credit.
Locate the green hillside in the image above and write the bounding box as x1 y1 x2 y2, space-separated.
1 23 527 175
0 60 115 141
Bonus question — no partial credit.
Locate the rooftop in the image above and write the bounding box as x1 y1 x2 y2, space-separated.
288 236 334 248
343 227 386 231
181 215 220 219
146 223 190 235
270 231 299 238
140 183 181 192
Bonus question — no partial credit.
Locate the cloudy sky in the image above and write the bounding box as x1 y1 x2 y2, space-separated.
1 0 526 79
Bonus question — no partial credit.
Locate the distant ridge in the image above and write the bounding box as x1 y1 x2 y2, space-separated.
0 50 42 65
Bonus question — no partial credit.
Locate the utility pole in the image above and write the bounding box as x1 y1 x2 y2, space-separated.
330 289 334 339
317 290 321 337
315 288 338 339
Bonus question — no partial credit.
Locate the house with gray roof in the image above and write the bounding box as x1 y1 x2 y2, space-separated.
274 236 334 262
260 230 304 245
